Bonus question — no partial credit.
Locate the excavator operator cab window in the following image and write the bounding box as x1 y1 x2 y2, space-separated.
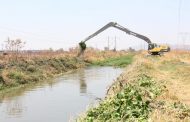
154 43 158 47
148 44 154 50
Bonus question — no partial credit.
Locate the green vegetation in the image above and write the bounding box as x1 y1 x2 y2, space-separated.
79 52 190 121
77 51 190 122
171 102 190 119
0 57 84 91
78 75 163 122
90 54 134 67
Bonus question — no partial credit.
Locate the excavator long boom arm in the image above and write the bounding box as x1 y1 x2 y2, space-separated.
83 22 151 44
78 22 152 57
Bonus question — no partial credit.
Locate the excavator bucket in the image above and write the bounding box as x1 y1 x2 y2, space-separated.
77 41 87 57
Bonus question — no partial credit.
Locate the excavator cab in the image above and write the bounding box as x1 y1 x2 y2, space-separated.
148 43 157 50
148 43 170 55
148 43 163 55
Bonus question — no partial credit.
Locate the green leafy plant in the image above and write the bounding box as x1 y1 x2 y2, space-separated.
91 55 134 67
79 75 162 121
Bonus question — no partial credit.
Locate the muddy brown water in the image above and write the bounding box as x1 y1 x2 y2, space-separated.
0 66 123 122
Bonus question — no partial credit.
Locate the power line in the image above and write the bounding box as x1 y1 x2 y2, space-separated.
177 0 182 49
0 26 65 43
178 0 182 34
179 32 190 50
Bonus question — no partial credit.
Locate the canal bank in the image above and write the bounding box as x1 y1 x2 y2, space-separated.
78 54 163 121
0 51 132 93
0 57 85 92
79 52 190 122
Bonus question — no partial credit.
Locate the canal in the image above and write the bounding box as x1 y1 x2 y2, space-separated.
0 66 123 122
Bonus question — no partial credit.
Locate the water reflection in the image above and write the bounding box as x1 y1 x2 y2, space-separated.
0 80 58 102
78 69 87 94
6 99 26 117
0 80 59 118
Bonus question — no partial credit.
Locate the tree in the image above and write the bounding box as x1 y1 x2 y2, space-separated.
4 38 26 59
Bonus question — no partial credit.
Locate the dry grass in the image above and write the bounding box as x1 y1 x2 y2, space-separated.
105 50 190 121
156 51 190 104
144 51 190 121
0 48 129 63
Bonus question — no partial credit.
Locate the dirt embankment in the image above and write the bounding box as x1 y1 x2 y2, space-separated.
79 51 190 122
0 57 85 91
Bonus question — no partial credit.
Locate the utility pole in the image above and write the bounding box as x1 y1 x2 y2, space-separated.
1 44 4 51
107 36 110 50
178 0 182 49
141 41 143 50
114 36 117 51
180 32 190 50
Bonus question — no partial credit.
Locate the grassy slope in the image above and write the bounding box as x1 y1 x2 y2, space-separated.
78 51 190 121
0 57 84 91
89 54 134 67
149 51 190 121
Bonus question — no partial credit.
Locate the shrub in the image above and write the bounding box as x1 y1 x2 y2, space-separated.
27 65 36 72
8 71 28 84
0 75 4 83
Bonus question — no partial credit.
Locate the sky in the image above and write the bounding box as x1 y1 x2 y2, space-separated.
0 0 189 50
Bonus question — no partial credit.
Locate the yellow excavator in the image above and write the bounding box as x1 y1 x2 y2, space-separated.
77 22 170 57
